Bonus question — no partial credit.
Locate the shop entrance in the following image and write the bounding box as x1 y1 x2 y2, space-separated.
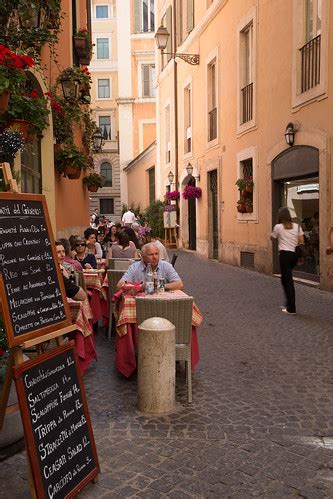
272 146 319 281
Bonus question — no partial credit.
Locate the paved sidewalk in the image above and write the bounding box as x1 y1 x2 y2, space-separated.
1 251 333 497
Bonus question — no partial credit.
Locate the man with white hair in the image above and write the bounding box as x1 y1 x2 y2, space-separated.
117 243 183 291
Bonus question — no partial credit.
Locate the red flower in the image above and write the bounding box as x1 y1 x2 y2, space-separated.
45 91 54 98
30 89 39 98
51 101 62 113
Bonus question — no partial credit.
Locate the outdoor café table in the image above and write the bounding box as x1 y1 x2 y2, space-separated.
114 290 203 378
67 297 97 373
83 269 106 324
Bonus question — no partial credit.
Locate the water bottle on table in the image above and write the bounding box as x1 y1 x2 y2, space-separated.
145 263 154 294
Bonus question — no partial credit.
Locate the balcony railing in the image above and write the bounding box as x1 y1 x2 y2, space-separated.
208 107 217 141
299 34 321 93
241 82 253 124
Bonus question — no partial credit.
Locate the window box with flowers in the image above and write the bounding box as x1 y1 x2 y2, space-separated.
55 143 90 179
236 176 254 214
182 185 202 200
83 172 105 192
73 28 93 64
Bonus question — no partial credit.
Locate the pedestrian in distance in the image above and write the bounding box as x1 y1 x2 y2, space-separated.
271 207 304 315
121 207 137 227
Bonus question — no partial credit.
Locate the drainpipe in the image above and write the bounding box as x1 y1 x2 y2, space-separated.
173 0 179 193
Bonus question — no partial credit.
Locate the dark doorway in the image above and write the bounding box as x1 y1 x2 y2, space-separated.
208 170 218 259
188 177 196 250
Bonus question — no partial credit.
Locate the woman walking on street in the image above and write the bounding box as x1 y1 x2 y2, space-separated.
271 207 304 315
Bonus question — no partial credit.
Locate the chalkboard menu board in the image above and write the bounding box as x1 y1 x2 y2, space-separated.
13 343 99 499
0 193 71 347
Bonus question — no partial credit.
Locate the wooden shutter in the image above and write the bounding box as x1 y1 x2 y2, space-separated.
186 0 194 33
133 0 141 33
142 65 150 97
166 5 172 62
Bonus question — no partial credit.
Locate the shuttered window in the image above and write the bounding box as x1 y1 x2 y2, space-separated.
142 64 156 97
133 0 155 33
187 0 194 33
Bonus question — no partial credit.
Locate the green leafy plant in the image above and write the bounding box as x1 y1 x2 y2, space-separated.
6 89 50 136
55 143 90 174
83 172 105 188
142 200 164 239
235 178 246 191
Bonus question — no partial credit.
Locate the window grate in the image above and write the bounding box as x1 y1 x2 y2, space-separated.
242 158 253 179
240 251 254 269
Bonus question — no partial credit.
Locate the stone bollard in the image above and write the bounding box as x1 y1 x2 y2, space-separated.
137 317 175 414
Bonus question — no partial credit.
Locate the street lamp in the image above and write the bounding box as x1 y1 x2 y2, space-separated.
168 170 175 185
60 75 80 101
92 128 103 152
155 25 200 65
284 122 298 147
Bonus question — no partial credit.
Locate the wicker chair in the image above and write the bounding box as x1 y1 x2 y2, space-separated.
108 258 140 270
107 269 126 340
136 296 194 403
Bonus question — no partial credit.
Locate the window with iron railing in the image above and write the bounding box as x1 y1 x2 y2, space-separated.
241 82 253 124
299 34 321 93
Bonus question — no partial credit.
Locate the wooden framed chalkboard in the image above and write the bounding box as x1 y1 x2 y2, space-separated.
13 342 99 499
0 192 72 347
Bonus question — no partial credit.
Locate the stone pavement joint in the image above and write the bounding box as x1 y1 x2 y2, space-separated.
0 250 332 497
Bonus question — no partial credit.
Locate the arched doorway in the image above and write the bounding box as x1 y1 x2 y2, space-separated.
188 177 197 250
272 145 319 280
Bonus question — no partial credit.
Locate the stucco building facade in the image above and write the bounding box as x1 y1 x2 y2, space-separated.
155 0 333 291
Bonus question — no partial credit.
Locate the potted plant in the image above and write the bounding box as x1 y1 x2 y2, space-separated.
0 125 25 157
73 28 93 63
237 198 247 213
245 200 253 213
245 176 254 192
182 185 202 200
83 172 105 192
55 143 89 179
0 44 34 114
235 177 246 192
6 89 50 138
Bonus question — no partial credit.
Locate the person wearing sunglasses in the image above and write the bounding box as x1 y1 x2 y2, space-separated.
55 240 86 301
74 237 97 269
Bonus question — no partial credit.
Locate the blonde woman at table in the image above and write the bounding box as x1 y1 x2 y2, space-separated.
55 240 86 301
74 237 97 269
117 242 183 292
108 231 139 259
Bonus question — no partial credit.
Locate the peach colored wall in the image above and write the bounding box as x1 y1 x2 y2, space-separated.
156 0 333 289
126 147 156 209
143 124 156 151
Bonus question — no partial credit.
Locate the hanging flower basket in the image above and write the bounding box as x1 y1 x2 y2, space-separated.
83 172 104 191
164 191 180 201
182 185 202 200
87 185 98 192
62 164 81 179
8 118 29 138
0 127 25 156
0 90 10 115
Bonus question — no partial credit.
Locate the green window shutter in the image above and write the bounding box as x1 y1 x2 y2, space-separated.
133 0 141 33
142 65 150 97
166 5 172 62
187 0 194 33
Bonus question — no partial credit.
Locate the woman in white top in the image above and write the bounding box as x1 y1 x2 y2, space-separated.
271 207 304 315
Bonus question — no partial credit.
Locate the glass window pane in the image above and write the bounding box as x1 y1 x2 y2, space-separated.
100 198 114 214
99 116 111 140
100 162 112 187
96 5 108 18
98 79 110 98
97 38 109 59
143 0 148 31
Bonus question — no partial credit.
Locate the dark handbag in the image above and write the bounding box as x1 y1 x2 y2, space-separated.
295 245 305 259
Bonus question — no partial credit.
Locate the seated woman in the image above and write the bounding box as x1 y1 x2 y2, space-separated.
121 226 141 249
58 237 83 271
84 227 103 259
55 240 86 301
108 231 138 259
74 237 97 269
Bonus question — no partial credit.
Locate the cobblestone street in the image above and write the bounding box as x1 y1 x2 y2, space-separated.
1 250 333 497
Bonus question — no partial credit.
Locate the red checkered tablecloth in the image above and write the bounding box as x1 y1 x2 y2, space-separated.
115 290 203 337
67 297 93 337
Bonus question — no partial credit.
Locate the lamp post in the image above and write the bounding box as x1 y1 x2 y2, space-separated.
155 16 200 217
168 170 175 187
186 162 194 177
60 75 81 101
